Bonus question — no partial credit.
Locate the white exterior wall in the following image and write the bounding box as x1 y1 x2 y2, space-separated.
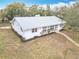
21 24 65 40
12 21 23 36
23 24 65 40
23 27 43 40
12 21 65 40
57 24 65 31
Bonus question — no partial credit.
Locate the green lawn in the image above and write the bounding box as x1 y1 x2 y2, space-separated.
0 29 79 59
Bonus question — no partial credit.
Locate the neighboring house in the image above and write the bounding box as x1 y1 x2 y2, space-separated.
11 16 66 41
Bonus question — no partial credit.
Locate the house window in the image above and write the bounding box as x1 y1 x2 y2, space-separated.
43 27 47 32
50 26 54 30
54 25 58 30
32 28 37 33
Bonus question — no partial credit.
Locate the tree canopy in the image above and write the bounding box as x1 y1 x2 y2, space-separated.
62 3 79 31
0 2 79 31
0 2 54 21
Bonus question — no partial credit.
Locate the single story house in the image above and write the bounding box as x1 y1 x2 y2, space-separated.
11 16 66 41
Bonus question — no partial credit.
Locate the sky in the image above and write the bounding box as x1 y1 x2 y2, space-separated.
0 0 75 9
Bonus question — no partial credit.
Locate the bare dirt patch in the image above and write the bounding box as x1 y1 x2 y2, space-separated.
0 29 79 59
62 30 79 43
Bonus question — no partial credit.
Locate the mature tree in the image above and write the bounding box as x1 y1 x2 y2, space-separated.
46 4 52 16
37 7 45 16
62 3 79 31
28 5 39 16
0 9 7 23
2 2 28 21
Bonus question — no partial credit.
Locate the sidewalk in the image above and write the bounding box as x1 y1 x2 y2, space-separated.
0 26 11 29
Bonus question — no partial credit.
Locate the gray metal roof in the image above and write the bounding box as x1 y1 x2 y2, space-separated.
13 16 66 30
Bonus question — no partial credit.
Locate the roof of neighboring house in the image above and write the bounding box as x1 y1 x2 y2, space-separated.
12 16 66 31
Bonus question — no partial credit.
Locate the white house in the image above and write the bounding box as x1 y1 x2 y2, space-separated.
11 16 66 41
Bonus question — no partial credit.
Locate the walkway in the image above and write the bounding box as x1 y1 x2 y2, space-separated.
56 31 79 48
0 26 11 29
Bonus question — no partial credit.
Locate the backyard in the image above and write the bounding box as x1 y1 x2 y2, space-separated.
0 1 79 59
0 28 79 59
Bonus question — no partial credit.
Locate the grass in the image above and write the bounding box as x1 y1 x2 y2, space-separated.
62 29 79 43
0 34 5 54
0 29 79 59
73 31 79 43
0 23 10 27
